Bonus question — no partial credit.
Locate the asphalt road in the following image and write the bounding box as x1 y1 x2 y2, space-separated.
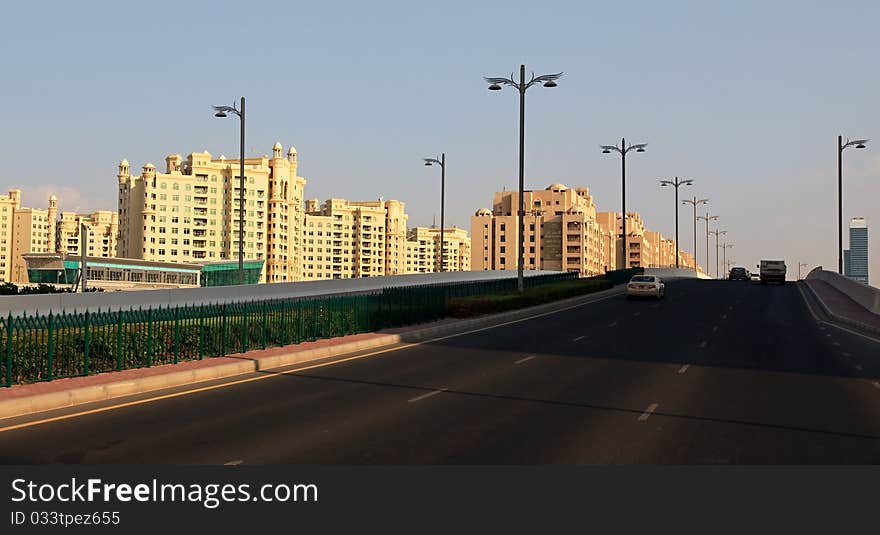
1 279 879 464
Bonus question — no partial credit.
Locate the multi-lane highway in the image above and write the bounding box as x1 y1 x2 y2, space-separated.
1 279 879 463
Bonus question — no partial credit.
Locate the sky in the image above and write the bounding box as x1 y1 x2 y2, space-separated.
1 0 878 284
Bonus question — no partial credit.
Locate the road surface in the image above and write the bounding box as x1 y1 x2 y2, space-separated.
1 279 879 464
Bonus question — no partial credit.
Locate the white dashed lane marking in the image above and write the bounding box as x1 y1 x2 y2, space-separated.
408 388 448 403
699 341 708 349
638 403 659 422
608 321 618 328
572 336 585 342
677 364 690 374
515 356 535 365
224 460 243 466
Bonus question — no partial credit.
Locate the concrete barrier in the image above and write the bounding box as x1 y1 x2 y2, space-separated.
806 268 880 315
0 270 566 316
644 267 706 279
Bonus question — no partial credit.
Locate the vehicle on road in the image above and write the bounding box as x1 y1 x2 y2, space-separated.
758 260 786 284
729 266 750 281
626 275 665 299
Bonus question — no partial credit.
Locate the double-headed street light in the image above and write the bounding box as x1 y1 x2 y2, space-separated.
837 136 869 274
720 243 734 279
696 213 719 275
485 65 562 292
659 177 693 268
601 139 647 270
682 197 709 275
213 97 246 285
423 153 446 272
710 229 727 279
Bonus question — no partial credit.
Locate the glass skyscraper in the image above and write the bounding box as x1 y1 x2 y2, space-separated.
844 218 868 285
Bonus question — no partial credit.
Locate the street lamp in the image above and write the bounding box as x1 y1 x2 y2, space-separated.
484 65 562 292
710 229 727 279
798 262 809 280
696 213 719 276
837 136 869 274
601 139 647 271
682 197 709 275
720 243 734 279
423 153 446 272
660 177 693 268
213 97 246 285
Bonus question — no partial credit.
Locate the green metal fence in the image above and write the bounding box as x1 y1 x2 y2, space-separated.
0 272 576 387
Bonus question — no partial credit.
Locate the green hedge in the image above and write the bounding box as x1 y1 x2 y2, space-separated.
446 278 613 318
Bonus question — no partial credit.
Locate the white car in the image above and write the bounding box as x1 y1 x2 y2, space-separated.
626 275 665 299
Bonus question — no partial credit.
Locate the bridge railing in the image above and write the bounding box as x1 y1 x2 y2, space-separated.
0 272 576 387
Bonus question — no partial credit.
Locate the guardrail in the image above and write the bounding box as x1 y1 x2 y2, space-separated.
806 268 880 315
0 272 576 387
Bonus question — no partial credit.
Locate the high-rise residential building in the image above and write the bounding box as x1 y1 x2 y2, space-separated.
404 226 471 273
116 143 306 283
302 198 410 279
471 184 611 276
844 217 869 285
0 189 57 283
56 210 118 258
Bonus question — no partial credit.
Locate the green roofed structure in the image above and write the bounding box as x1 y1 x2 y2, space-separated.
21 253 265 291
199 260 264 287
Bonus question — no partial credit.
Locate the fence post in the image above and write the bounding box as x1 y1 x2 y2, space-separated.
4 313 11 387
47 312 54 381
116 309 123 371
146 308 154 367
173 306 180 365
242 301 249 354
312 299 318 341
83 310 91 376
280 300 288 347
261 300 268 350
221 303 227 357
198 305 205 360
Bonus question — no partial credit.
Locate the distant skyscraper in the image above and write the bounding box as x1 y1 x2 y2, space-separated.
846 218 868 285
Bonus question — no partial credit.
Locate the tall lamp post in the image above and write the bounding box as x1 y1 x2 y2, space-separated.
682 197 709 275
710 229 727 279
798 262 809 280
837 136 868 274
660 177 693 268
601 139 647 270
697 213 719 275
213 97 246 285
720 243 734 279
423 153 446 272
484 65 562 292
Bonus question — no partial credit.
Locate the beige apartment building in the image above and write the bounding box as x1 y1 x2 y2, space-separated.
471 184 612 277
56 210 118 258
405 226 471 273
301 198 418 279
0 189 57 283
117 143 306 283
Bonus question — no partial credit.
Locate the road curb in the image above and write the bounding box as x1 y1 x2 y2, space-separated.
0 285 624 420
799 281 880 338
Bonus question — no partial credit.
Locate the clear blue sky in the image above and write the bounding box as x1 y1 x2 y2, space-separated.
1 0 878 282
